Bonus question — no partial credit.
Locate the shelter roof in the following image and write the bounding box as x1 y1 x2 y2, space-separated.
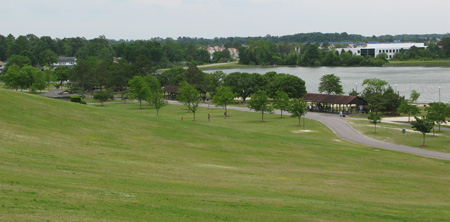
41 89 80 98
163 85 179 94
302 93 366 105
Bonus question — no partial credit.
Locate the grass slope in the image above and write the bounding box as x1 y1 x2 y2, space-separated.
1 89 450 221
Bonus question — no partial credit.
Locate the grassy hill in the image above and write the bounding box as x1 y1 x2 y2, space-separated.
1 88 450 221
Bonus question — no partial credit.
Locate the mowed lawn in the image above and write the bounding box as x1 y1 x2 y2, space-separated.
1 89 450 221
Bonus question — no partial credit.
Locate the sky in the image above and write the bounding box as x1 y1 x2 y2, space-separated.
2 0 449 40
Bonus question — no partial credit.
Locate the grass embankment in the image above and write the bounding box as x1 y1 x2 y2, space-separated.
386 59 450 67
346 118 450 153
1 89 450 221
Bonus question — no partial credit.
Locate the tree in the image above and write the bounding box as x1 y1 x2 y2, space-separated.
368 112 381 133
128 76 151 109
223 72 255 102
177 82 200 120
156 66 186 87
273 90 290 118
31 69 47 93
362 78 388 94
266 73 306 98
213 86 236 116
411 116 434 146
288 98 308 127
184 65 205 91
397 100 420 122
204 71 225 98
1 64 20 90
410 90 420 103
148 90 167 116
54 66 70 85
438 36 450 57
93 91 112 106
426 102 449 132
318 74 343 94
247 90 273 122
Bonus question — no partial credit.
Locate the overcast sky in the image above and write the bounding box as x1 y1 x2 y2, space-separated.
2 0 449 40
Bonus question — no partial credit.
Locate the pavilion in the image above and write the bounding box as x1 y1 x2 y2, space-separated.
302 93 367 113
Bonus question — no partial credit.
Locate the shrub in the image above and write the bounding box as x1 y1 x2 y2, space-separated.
70 96 82 103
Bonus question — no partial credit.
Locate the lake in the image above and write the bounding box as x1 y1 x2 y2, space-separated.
206 66 450 103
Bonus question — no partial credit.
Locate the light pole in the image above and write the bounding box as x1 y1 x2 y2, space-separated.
439 86 441 102
395 84 397 94
355 83 358 94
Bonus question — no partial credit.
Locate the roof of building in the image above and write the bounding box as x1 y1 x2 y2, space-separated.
57 57 77 63
302 93 367 105
367 43 425 49
163 85 179 94
41 89 81 98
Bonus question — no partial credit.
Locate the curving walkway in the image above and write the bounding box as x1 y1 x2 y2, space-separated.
168 101 450 160
305 112 450 160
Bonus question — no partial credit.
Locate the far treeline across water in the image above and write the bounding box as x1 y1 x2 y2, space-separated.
0 33 450 71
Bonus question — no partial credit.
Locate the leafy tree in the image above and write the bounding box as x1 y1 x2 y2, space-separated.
397 100 420 122
213 86 236 116
288 98 308 127
17 65 38 90
54 66 70 85
128 76 151 109
273 90 290 118
177 82 200 120
1 64 20 90
93 91 112 106
410 90 420 103
318 74 343 94
368 112 381 133
157 66 186 87
247 90 273 122
204 71 226 98
184 65 206 91
426 102 449 132
106 60 133 102
2 55 31 74
411 116 434 146
31 69 47 93
362 78 388 94
382 87 404 114
266 73 306 98
148 90 167 116
438 36 450 57
224 72 255 102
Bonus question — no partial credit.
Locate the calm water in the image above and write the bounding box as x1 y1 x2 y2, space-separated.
206 66 450 103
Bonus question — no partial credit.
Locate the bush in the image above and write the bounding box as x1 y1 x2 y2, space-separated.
79 100 87 105
70 96 82 103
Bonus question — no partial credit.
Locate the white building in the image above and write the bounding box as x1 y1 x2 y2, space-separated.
52 57 77 68
336 43 426 59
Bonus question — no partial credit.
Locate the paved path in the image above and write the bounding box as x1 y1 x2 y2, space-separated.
169 101 450 160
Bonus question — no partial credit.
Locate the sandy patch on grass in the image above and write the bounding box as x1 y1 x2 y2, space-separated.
291 130 317 133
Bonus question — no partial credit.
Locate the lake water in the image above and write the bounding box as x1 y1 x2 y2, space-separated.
206 66 450 103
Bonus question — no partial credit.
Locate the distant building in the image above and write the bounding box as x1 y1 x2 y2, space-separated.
335 43 426 59
52 56 77 68
0 61 5 73
206 46 239 60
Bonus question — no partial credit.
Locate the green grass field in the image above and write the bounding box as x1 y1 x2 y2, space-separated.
1 88 450 221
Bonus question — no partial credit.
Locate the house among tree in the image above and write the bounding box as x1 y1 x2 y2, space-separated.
0 61 5 73
52 56 77 68
41 89 81 101
163 85 179 100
